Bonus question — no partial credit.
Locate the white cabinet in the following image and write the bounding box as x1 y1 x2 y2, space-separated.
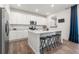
36 17 46 25
10 11 27 24
10 11 47 25
9 30 28 40
17 13 26 24
26 15 30 24
9 10 47 41
10 11 17 24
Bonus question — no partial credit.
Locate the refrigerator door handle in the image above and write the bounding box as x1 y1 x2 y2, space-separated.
7 21 9 36
5 21 9 36
5 22 7 34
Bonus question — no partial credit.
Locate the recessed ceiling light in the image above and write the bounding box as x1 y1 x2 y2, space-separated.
35 9 39 12
51 4 54 7
46 12 50 15
17 4 21 7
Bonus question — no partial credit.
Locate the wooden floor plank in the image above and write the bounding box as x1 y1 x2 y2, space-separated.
8 39 79 54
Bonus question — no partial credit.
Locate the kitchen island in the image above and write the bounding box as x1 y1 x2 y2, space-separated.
28 30 62 54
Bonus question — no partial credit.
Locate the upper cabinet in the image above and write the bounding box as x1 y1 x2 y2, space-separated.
36 17 46 25
9 10 46 25
10 11 26 24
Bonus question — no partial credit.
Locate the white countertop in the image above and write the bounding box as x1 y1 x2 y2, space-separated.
28 29 61 34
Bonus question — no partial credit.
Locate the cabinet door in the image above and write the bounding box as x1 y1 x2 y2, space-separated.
10 11 18 24
9 30 28 40
26 15 31 24
10 11 27 24
37 17 46 25
17 13 26 24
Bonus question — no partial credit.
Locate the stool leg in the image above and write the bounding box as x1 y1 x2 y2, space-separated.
40 40 44 54
56 36 60 47
52 37 54 48
46 39 49 51
54 37 57 48
55 36 59 47
40 39 42 54
47 38 51 51
50 38 52 48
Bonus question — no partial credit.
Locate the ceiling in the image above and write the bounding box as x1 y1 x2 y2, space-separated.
10 4 73 17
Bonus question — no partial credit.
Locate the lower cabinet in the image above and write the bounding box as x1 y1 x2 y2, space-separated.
9 30 28 40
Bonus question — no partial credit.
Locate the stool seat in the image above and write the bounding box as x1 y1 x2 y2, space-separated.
46 36 52 38
56 34 61 36
40 37 47 40
52 35 56 37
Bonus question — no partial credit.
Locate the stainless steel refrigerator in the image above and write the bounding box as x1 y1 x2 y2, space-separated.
0 7 9 54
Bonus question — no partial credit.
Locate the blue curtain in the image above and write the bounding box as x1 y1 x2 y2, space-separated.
69 5 79 43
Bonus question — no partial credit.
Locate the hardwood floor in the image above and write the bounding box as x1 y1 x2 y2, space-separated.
8 39 34 54
45 40 79 54
8 39 79 54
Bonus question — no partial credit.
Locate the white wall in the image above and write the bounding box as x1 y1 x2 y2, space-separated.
47 9 71 40
9 9 47 40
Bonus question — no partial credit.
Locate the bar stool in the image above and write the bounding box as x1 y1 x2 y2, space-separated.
54 31 61 47
46 35 52 51
56 34 61 46
40 35 53 53
51 35 57 48
40 36 48 54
